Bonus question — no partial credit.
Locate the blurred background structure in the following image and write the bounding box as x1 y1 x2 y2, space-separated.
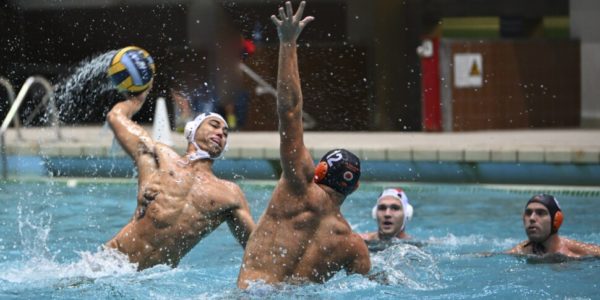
1 0 598 131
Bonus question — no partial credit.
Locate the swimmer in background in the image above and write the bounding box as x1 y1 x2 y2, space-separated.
507 194 600 258
360 188 416 251
237 1 370 288
106 84 255 270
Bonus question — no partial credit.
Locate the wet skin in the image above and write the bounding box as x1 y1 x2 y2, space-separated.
105 89 255 270
507 202 600 258
360 196 409 242
237 1 370 288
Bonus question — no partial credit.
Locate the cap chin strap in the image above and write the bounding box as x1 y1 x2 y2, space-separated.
188 141 213 161
400 204 413 231
188 141 228 161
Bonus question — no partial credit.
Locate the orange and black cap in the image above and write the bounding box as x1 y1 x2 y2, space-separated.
526 194 563 234
314 149 361 196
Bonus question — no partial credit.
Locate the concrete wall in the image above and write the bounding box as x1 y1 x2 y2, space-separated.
570 0 600 127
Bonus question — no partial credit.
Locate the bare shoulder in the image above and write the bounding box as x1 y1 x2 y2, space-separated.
359 232 377 241
563 237 600 256
506 240 529 255
217 179 247 202
350 232 369 249
152 143 183 165
306 183 337 211
275 180 329 210
217 179 242 193
280 164 318 197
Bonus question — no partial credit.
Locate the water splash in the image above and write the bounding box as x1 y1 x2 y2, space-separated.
240 274 377 298
370 243 443 290
0 248 137 284
242 280 279 297
4 202 138 285
53 50 121 123
16 205 53 261
426 233 519 250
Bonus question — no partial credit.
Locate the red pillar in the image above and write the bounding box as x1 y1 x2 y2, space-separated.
419 37 442 131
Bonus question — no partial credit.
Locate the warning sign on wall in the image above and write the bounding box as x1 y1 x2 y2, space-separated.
454 53 483 88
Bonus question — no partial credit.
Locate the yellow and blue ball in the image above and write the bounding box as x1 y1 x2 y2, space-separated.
107 46 155 94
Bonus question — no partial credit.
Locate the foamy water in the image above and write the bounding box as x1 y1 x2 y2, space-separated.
1 202 138 284
425 233 520 249
1 181 599 299
0 249 138 284
369 243 443 290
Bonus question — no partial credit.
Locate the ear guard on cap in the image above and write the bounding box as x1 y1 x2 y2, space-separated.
314 161 328 183
314 161 360 195
313 149 360 196
526 193 563 234
404 203 414 221
553 210 563 233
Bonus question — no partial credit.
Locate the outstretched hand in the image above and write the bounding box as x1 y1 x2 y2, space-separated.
271 1 314 44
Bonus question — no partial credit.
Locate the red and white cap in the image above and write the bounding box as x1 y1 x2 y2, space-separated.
371 188 414 231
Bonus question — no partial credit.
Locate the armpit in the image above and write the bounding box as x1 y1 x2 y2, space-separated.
136 137 155 156
137 187 159 219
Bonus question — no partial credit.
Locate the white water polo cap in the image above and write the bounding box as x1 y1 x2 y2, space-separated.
184 112 229 161
372 188 414 231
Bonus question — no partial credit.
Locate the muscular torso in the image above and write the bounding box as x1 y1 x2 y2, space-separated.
238 181 365 286
106 146 242 270
238 8 369 286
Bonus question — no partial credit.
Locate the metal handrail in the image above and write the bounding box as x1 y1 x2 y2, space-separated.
239 62 316 129
0 133 5 179
0 77 21 139
0 76 61 140
1 76 61 179
1 77 16 179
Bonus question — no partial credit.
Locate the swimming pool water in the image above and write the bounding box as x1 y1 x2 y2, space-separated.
1 179 599 299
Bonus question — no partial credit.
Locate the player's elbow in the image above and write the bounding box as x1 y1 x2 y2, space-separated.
106 109 115 123
348 258 371 276
359 260 371 275
106 108 122 126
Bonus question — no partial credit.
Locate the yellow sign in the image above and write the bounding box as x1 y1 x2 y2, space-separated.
469 60 481 76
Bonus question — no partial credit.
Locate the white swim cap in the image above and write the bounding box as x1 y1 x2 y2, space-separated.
371 188 414 231
184 112 229 161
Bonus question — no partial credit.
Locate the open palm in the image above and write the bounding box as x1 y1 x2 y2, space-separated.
271 1 314 43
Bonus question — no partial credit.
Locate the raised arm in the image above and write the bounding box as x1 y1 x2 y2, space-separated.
106 89 156 163
271 1 315 191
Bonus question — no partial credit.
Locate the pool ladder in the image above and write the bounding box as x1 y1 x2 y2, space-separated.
0 76 62 179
